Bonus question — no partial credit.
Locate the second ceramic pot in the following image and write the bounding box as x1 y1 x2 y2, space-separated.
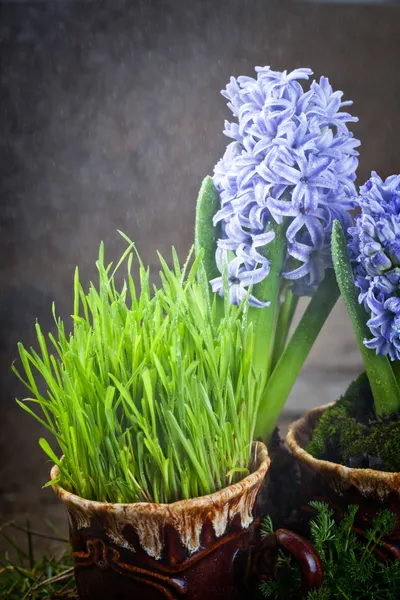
286 404 400 558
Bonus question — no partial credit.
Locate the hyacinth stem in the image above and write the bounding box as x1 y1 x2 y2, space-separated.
254 269 339 441
194 176 224 322
331 220 400 417
248 220 288 390
271 286 299 372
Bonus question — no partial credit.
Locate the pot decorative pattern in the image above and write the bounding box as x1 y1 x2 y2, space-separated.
52 442 270 600
287 403 400 561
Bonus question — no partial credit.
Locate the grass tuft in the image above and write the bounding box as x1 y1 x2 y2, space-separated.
14 236 262 504
0 521 76 599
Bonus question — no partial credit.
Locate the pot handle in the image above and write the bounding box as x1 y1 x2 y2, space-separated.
247 528 324 597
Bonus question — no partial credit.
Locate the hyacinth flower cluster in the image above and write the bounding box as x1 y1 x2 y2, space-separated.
350 173 400 360
331 174 400 417
195 66 360 440
211 66 360 303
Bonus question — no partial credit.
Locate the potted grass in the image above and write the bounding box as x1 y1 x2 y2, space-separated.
14 238 271 600
287 173 400 557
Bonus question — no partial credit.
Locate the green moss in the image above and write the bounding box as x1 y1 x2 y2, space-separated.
306 372 400 472
347 420 400 472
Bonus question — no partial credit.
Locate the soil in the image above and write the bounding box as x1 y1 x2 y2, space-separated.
257 427 302 532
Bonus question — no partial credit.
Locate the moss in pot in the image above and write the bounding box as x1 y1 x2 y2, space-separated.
306 372 400 472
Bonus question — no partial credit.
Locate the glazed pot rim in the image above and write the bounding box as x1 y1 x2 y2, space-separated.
50 440 270 511
286 402 400 495
51 441 270 559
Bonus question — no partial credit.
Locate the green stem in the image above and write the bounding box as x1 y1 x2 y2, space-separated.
270 286 299 372
248 220 288 390
331 220 400 417
254 269 339 441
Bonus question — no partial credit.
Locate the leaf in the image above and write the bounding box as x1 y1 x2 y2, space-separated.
331 220 400 416
260 515 274 537
194 176 221 280
142 369 156 433
39 438 62 468
165 410 211 495
248 219 287 390
256 269 339 441
42 476 60 488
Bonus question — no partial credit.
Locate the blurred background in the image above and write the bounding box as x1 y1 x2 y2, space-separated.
0 0 399 553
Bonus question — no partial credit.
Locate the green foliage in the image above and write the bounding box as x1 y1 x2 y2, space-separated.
306 373 400 472
305 373 370 461
341 419 400 472
307 589 331 600
256 269 339 440
248 219 288 391
308 502 398 599
259 503 400 600
260 515 274 538
259 580 280 598
195 175 222 284
14 236 262 504
0 521 76 599
258 549 302 599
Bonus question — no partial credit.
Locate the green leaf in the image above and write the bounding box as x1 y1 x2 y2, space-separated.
39 438 62 468
270 287 299 370
42 476 60 488
331 220 400 416
248 219 288 390
255 269 339 441
194 176 221 280
260 515 274 537
194 176 224 322
165 410 211 495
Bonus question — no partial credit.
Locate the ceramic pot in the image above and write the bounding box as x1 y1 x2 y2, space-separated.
286 404 400 559
51 442 270 600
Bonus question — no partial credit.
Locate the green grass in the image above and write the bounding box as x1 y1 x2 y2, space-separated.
14 234 261 504
0 521 76 599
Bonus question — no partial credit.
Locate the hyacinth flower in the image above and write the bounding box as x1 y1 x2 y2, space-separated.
195 66 360 439
332 172 400 417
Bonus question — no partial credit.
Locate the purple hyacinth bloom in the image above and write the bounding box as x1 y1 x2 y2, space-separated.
210 248 270 308
212 65 360 303
349 172 400 360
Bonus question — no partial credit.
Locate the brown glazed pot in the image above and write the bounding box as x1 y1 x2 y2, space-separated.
51 442 270 600
286 403 400 559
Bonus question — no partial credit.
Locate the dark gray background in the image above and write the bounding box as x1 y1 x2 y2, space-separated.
0 0 399 551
